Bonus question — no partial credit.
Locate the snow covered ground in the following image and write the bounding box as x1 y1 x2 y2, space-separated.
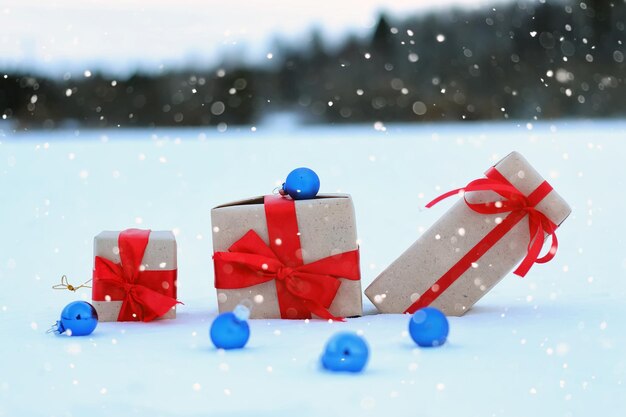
0 120 624 417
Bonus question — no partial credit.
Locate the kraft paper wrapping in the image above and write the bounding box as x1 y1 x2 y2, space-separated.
211 194 363 319
365 151 571 317
92 230 177 322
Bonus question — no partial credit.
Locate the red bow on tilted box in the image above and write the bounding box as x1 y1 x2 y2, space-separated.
404 167 559 314
213 195 361 321
92 229 179 322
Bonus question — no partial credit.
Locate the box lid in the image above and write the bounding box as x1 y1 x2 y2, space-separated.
212 193 351 210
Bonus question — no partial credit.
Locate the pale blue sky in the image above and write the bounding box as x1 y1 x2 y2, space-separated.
0 0 507 75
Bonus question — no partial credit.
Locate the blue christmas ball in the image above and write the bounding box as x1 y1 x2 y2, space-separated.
57 301 98 336
408 307 449 347
282 167 320 200
210 306 250 350
321 332 369 373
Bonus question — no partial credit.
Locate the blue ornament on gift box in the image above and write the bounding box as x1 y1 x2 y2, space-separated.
321 332 369 373
210 305 251 350
281 167 320 200
51 301 98 336
408 307 449 347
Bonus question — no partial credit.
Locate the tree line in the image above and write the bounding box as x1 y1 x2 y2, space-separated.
1 0 624 129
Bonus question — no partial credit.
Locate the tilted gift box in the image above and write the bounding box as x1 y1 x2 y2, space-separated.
92 229 178 322
212 194 362 320
365 151 571 317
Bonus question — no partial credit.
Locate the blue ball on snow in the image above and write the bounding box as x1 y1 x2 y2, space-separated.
408 307 449 347
282 167 320 200
210 306 251 350
321 332 369 373
55 301 98 336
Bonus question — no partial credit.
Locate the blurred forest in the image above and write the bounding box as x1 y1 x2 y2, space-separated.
1 0 625 129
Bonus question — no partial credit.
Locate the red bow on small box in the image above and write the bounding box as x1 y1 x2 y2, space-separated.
214 195 361 321
92 229 179 322
405 167 559 314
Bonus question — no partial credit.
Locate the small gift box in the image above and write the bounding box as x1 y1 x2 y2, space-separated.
92 229 178 322
365 151 571 316
211 194 362 320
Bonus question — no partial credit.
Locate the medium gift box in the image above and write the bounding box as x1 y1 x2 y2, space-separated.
365 151 571 317
211 194 362 320
92 229 179 322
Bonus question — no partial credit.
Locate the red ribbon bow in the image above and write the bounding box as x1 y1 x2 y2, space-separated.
214 195 361 321
405 167 559 314
92 229 179 322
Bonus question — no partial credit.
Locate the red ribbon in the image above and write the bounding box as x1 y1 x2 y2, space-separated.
404 167 558 314
92 229 179 322
213 195 361 321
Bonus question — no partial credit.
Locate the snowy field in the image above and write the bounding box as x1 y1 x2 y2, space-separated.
0 120 624 417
